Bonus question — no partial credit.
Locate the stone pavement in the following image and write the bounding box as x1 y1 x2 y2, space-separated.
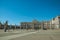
0 29 38 40
0 30 60 40
10 30 60 40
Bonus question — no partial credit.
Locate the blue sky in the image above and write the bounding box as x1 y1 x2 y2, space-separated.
0 0 60 25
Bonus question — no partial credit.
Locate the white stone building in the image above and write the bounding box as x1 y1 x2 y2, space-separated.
50 16 60 29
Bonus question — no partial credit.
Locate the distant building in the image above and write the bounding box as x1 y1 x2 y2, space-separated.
0 22 4 29
20 16 60 30
50 16 60 29
21 20 41 30
20 20 50 30
42 21 50 29
0 16 60 30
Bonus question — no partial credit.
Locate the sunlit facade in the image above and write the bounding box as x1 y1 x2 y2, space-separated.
21 16 60 29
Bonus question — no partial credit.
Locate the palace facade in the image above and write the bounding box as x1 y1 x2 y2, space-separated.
0 16 60 30
20 16 60 30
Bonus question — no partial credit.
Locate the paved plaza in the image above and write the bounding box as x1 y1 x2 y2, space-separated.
0 29 60 40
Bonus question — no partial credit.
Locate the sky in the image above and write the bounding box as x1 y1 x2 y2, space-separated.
0 0 60 25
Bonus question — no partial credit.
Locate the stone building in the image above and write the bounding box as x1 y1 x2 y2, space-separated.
50 16 60 29
0 22 4 29
0 16 60 30
20 20 51 30
20 20 41 30
0 22 2 29
42 16 60 29
20 16 60 30
42 21 50 29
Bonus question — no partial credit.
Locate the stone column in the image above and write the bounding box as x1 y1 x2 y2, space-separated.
0 22 2 29
32 23 34 29
4 21 8 32
20 25 21 30
41 23 43 30
26 24 27 29
50 21 52 29
39 24 41 29
15 24 16 29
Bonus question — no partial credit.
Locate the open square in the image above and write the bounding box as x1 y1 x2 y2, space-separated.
0 29 60 40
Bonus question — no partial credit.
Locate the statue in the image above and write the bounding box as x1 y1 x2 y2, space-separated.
4 21 9 32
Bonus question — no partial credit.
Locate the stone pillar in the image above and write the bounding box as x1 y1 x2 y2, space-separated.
50 21 52 29
39 24 41 29
20 25 21 30
4 21 8 32
23 24 25 29
32 23 34 29
26 24 27 29
0 22 2 29
15 24 16 29
41 23 43 30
